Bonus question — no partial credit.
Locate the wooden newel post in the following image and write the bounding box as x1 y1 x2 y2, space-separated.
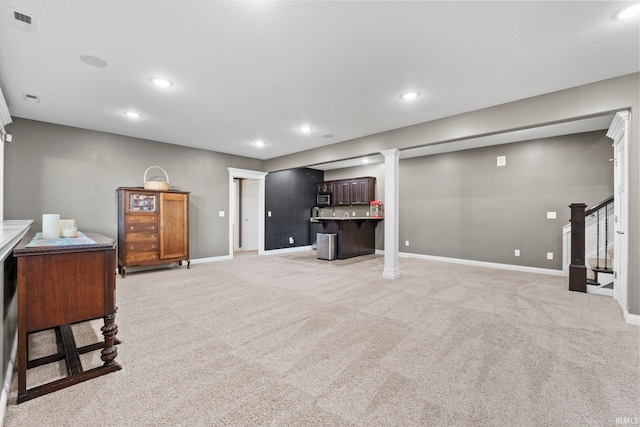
569 203 587 292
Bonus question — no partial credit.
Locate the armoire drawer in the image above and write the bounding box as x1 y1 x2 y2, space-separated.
125 214 157 224
125 241 158 252
125 223 158 232
125 252 159 263
125 233 158 242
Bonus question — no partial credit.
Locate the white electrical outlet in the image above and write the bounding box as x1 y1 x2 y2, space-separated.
405 240 410 246
268 211 272 217
547 252 554 260
352 211 356 217
514 249 520 256
289 237 294 244
547 211 556 219
497 156 506 167
218 211 225 217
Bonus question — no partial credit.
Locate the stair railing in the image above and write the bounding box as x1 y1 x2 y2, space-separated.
568 196 614 292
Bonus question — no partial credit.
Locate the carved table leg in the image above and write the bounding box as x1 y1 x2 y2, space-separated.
101 308 118 367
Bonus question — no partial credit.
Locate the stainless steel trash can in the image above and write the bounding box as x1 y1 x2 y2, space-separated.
316 233 337 260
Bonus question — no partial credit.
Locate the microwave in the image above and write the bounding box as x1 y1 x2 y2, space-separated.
317 194 331 205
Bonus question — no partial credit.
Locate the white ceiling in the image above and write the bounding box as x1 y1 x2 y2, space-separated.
0 1 638 161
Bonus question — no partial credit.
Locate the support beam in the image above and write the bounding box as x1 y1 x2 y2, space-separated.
380 149 400 279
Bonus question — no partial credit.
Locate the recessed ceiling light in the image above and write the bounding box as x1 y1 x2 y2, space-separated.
254 140 265 147
124 111 141 118
615 4 640 19
150 77 173 87
299 125 313 133
400 92 420 101
80 55 108 68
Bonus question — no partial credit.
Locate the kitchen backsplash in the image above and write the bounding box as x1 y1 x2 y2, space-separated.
314 205 372 218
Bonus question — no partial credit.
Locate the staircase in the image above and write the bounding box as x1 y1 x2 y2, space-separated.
587 248 613 296
567 196 614 294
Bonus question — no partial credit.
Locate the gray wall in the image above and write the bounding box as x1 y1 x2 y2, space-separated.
399 131 612 269
4 118 263 259
322 132 613 269
266 73 639 316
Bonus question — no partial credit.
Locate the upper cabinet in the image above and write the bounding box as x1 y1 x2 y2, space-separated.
317 182 332 194
349 178 375 205
332 180 350 205
318 177 376 206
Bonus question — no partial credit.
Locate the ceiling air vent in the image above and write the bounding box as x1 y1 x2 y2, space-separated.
23 93 40 103
8 7 38 34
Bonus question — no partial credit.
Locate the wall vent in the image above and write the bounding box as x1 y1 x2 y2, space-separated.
23 93 40 103
8 7 37 34
13 10 31 24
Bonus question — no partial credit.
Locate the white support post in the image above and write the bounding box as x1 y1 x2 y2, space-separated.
380 149 401 279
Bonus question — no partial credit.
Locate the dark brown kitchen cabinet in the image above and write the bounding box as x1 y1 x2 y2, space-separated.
317 182 332 194
318 218 382 259
332 180 351 205
117 187 190 277
349 178 375 205
318 177 376 206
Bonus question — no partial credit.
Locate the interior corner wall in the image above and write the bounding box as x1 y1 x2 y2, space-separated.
265 168 323 250
399 131 613 269
3 118 263 259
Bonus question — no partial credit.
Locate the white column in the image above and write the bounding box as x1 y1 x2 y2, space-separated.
380 149 401 279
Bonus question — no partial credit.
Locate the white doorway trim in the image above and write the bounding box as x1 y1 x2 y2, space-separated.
227 168 268 258
606 111 629 318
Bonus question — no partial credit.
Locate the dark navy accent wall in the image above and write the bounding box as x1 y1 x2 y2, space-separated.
265 168 324 250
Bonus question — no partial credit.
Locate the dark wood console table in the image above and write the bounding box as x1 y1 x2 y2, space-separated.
13 232 121 403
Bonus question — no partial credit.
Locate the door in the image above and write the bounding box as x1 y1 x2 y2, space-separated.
233 179 241 251
608 111 629 312
159 192 188 259
612 129 627 310
241 180 259 251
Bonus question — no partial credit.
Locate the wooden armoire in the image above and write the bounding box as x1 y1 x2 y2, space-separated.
116 187 190 277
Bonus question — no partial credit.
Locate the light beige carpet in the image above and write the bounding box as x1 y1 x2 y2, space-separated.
4 251 639 426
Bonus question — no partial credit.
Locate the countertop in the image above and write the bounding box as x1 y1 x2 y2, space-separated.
0 220 33 260
311 216 383 222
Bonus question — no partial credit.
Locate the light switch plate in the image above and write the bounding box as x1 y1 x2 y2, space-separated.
497 156 506 167
218 211 225 217
547 211 556 219
547 252 554 260
514 249 520 256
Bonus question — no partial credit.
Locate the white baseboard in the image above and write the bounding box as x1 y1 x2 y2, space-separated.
191 247 315 264
396 251 564 276
1 334 17 427
624 311 640 326
263 246 313 255
190 255 232 264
